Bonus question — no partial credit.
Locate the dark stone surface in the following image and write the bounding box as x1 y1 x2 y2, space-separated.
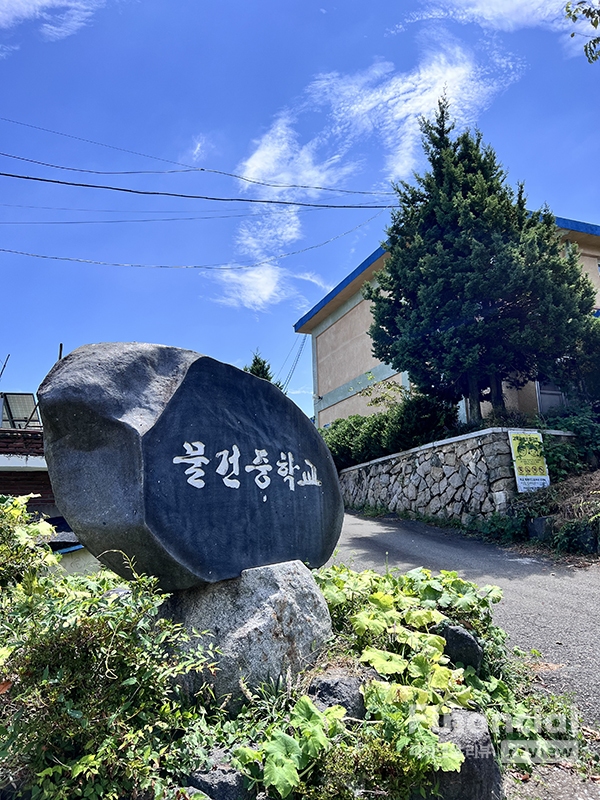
429 710 503 800
308 667 368 719
38 343 343 590
188 749 251 800
527 516 554 543
438 624 484 674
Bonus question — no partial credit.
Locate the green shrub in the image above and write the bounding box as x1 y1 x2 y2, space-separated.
476 511 528 544
551 515 600 553
0 495 57 588
350 413 388 464
0 500 215 800
542 436 585 482
382 394 458 454
320 394 457 470
540 404 600 472
319 415 369 470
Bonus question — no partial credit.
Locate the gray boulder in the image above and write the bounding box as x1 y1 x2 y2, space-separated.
431 710 503 800
308 667 369 719
439 624 484 674
161 560 332 704
187 749 251 800
38 342 343 591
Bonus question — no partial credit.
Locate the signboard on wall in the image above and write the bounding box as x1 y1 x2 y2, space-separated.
508 431 550 493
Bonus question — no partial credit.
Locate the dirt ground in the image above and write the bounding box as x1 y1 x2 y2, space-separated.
504 766 600 799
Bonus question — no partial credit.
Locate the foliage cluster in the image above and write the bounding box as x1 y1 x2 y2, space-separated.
0 499 590 799
0 495 57 588
540 404 600 479
319 392 457 470
0 497 215 800
566 0 600 62
313 565 585 777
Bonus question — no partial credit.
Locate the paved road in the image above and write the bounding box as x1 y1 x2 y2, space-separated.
329 512 600 729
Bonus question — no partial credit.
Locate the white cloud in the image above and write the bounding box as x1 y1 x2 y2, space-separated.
213 114 358 309
190 134 211 162
0 43 19 57
240 113 357 199
215 264 292 311
0 0 104 40
398 0 569 33
307 46 522 182
295 272 333 292
214 39 522 310
287 386 313 395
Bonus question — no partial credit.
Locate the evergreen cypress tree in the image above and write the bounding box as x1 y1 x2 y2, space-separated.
366 98 599 420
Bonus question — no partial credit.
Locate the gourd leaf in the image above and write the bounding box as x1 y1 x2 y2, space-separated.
435 742 465 772
263 754 300 798
350 610 388 637
290 696 323 727
263 730 302 766
429 665 453 690
320 584 347 606
368 592 395 610
359 646 408 676
404 608 446 629
407 654 431 680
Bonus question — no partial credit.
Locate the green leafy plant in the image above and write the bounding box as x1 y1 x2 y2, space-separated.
0 495 58 588
315 564 584 777
0 501 216 800
235 696 346 798
0 497 591 799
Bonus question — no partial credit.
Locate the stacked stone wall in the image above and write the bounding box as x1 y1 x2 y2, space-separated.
339 428 570 525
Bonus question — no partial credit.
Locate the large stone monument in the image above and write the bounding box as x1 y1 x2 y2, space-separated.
38 342 343 591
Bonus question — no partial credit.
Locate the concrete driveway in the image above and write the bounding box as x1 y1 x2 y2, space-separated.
329 512 600 730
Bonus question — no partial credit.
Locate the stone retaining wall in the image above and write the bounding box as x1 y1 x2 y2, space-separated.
339 427 571 526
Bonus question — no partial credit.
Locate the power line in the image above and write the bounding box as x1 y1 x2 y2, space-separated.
281 336 308 393
0 170 395 209
0 201 321 217
0 210 385 270
0 119 395 196
275 339 299 381
0 149 394 197
0 213 299 226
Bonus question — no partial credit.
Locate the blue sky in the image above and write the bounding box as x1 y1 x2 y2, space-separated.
0 0 599 417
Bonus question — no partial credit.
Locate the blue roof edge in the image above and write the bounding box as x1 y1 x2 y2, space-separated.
294 244 387 332
555 216 600 238
294 215 600 333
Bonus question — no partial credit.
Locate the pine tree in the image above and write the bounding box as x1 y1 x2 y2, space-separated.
366 98 599 420
243 350 287 392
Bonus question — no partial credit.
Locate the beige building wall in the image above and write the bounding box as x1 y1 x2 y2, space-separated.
580 250 600 302
316 298 380 396
319 374 405 427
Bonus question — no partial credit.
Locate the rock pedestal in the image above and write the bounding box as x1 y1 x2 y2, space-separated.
160 560 332 704
432 710 503 800
38 342 343 591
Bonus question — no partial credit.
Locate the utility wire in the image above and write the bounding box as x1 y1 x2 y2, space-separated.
0 170 395 209
0 118 395 196
0 210 385 271
281 336 308 394
0 213 304 225
0 201 321 217
275 339 300 381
